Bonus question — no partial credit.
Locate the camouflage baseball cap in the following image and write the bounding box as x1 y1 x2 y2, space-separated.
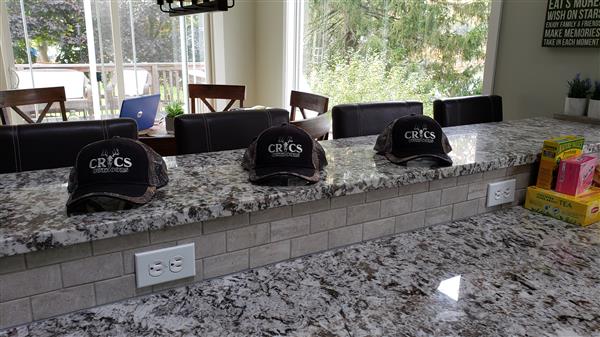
374 115 453 166
242 124 327 184
67 137 168 214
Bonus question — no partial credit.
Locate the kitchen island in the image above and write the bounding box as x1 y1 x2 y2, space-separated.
1 117 600 328
2 207 599 336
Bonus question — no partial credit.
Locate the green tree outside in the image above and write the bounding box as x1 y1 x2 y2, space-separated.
303 0 491 115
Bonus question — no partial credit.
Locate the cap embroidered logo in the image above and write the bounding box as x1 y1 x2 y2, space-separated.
268 136 304 158
404 125 436 144
89 148 133 174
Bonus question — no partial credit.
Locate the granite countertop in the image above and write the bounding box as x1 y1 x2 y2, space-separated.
1 117 599 257
2 207 599 336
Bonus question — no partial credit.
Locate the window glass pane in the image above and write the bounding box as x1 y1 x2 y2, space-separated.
119 1 207 115
7 0 92 121
301 0 492 115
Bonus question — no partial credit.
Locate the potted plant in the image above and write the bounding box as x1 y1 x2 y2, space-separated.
165 101 184 134
588 81 600 119
564 73 591 116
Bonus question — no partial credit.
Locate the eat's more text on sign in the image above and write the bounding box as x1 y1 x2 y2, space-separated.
542 0 600 48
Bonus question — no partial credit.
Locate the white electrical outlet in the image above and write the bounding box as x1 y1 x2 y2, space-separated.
135 243 195 288
487 179 516 207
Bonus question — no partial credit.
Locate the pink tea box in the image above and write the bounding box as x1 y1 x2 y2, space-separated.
556 154 597 196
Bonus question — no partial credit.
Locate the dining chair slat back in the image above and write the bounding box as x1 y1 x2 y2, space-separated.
188 84 246 113
291 113 331 141
0 87 67 125
290 90 329 121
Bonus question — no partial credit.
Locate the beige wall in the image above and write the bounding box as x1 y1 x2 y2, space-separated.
255 0 286 108
212 0 258 107
494 0 600 120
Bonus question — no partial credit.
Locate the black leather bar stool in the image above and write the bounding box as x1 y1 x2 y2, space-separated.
0 118 138 173
174 109 289 155
331 101 422 139
433 95 502 127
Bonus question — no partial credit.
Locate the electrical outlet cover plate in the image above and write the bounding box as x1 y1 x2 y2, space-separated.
135 243 195 288
487 179 516 207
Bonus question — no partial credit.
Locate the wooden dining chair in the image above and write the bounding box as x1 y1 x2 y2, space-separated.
188 84 245 113
0 87 67 125
291 113 331 141
290 90 329 121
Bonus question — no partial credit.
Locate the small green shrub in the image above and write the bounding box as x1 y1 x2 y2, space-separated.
165 101 184 118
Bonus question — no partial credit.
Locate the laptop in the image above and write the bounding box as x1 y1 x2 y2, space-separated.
119 94 160 132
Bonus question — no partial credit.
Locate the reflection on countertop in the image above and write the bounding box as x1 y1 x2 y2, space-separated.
3 207 599 336
1 117 599 257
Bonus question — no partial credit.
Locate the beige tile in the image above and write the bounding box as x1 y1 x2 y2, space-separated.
310 208 347 233
467 182 487 200
412 190 441 211
0 265 62 301
249 241 291 268
478 197 503 214
328 224 363 248
398 182 429 196
250 206 292 224
514 172 532 189
61 252 123 287
270 216 310 241
291 232 328 258
425 206 453 226
366 188 398 202
347 202 380 225
0 298 31 329
95 275 136 305
507 164 533 176
452 199 480 220
363 218 395 241
395 211 425 233
26 243 92 268
31 284 95 320
0 254 26 275
292 199 330 216
441 185 469 205
203 250 249 279
203 214 249 234
92 232 149 255
150 222 203 244
227 223 269 251
330 193 365 209
483 168 507 181
179 232 226 258
429 177 457 190
380 195 412 217
457 173 483 185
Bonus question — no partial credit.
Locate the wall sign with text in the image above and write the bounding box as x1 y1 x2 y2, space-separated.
542 0 600 48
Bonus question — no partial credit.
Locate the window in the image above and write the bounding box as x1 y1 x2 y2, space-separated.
287 0 499 115
2 0 208 122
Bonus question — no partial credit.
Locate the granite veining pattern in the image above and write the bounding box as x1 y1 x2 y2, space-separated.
1 117 599 256
2 207 600 336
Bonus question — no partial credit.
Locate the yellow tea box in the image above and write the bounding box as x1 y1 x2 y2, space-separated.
536 136 584 190
524 186 600 226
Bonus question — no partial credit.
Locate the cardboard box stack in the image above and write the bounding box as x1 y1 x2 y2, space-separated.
525 135 600 226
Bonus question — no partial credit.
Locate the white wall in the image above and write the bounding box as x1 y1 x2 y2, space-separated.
255 0 286 108
493 0 600 120
212 0 257 107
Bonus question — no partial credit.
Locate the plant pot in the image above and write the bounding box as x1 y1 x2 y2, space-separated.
563 97 588 116
165 116 175 134
588 99 600 119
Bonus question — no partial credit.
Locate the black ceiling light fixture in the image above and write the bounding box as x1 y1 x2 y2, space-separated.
157 0 234 17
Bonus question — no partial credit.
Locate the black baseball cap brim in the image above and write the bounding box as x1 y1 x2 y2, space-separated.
66 183 156 213
249 166 320 183
384 152 453 166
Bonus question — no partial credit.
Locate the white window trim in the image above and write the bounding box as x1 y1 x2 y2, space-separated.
483 0 504 95
285 0 504 99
